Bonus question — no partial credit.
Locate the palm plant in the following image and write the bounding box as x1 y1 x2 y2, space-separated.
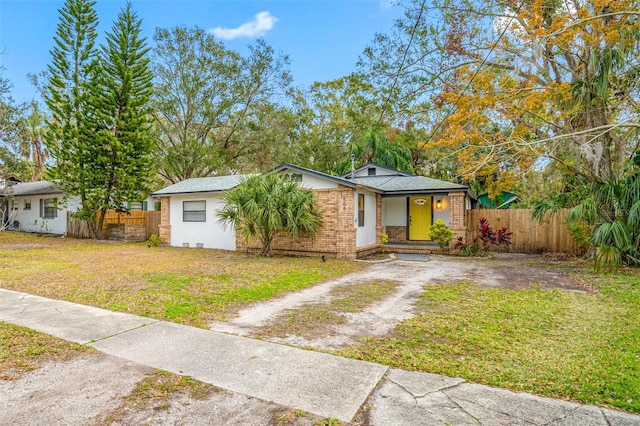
218 173 321 256
567 153 640 271
335 129 413 175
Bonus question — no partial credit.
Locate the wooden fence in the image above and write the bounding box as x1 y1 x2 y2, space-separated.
66 210 161 240
465 208 582 254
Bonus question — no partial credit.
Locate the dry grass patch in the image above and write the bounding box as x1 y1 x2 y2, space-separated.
0 321 91 380
255 280 399 339
0 232 364 327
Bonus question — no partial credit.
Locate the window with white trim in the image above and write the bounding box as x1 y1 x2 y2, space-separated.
357 194 365 227
40 198 58 219
24 200 31 210
183 200 206 222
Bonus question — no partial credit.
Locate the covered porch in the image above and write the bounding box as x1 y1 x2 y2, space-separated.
381 191 468 248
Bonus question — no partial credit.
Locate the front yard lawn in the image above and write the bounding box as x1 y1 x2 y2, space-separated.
0 232 364 327
337 269 640 414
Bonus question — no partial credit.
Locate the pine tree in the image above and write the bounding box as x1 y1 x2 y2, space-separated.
44 0 100 233
44 1 154 239
82 2 155 238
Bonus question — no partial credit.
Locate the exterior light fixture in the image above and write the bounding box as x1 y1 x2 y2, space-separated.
436 199 442 209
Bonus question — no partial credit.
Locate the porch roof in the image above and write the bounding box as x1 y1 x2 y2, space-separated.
353 175 468 195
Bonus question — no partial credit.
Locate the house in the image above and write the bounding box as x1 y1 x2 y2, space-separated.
153 163 474 258
477 190 520 209
0 180 156 235
0 181 79 234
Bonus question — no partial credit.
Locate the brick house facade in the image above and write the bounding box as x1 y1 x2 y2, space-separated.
153 163 473 258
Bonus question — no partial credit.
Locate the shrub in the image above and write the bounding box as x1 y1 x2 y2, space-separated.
430 220 454 250
148 234 161 247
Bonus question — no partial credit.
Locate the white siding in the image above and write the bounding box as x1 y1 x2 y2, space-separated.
11 194 81 234
433 196 451 226
355 190 377 247
382 197 406 226
353 166 398 177
169 194 236 250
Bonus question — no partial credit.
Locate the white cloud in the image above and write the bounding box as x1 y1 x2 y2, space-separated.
210 11 278 40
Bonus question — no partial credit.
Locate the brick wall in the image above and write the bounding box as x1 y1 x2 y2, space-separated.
386 226 407 242
237 187 359 258
158 196 171 245
449 191 467 243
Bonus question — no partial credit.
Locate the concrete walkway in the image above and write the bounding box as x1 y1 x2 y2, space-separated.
1 288 639 425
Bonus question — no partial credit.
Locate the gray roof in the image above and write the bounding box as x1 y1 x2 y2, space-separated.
354 175 468 194
1 181 64 197
153 175 251 196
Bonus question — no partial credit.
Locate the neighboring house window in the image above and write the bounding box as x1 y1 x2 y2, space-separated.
183 200 206 222
24 200 31 210
40 198 58 219
357 194 365 227
128 201 147 211
11 200 18 210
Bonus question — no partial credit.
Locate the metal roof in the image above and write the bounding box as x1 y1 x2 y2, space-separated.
1 181 64 197
152 175 251 196
353 175 468 194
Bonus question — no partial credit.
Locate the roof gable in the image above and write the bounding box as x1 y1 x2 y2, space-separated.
342 163 413 179
271 164 355 188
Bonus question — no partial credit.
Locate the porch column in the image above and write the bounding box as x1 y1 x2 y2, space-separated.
158 196 171 245
375 193 382 246
336 188 356 259
449 192 467 243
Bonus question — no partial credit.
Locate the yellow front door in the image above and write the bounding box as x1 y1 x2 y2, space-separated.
409 196 432 240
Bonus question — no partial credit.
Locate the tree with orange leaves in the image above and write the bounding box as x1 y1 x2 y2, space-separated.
362 0 640 197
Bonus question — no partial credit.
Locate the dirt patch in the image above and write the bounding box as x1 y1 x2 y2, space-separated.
211 255 583 350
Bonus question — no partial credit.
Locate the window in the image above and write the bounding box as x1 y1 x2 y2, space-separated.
357 194 365 227
11 200 18 210
368 168 376 176
128 201 148 211
183 200 206 222
287 173 302 182
40 198 57 219
24 200 31 210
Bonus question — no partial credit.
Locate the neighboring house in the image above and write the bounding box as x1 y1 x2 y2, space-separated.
153 163 474 258
0 181 79 234
0 180 156 235
477 190 520 209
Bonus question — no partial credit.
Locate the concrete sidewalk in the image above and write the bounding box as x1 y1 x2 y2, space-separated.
1 288 639 425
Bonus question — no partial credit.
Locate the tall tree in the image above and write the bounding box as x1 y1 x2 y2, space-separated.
0 72 31 180
362 0 640 194
152 27 291 182
43 0 99 208
80 2 155 238
44 0 155 239
334 129 413 175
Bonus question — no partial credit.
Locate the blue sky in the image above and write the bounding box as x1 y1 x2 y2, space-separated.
0 0 402 103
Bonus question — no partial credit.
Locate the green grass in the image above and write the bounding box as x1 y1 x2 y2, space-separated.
0 232 364 327
0 321 91 380
337 271 640 413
